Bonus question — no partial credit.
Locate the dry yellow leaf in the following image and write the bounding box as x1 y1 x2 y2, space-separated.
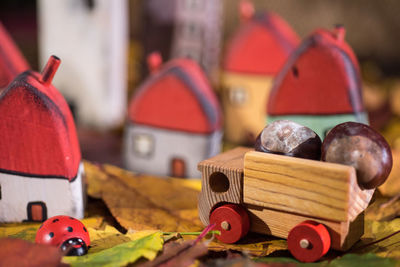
207 238 287 257
88 225 160 253
353 218 400 259
84 161 203 233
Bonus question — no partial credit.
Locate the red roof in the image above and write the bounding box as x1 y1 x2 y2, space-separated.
128 58 222 134
268 27 364 115
0 22 29 88
0 69 81 181
223 12 300 75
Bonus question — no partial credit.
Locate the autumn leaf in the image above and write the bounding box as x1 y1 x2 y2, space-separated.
88 225 159 253
63 231 164 267
256 253 398 267
139 240 208 267
351 218 400 258
0 238 66 267
84 161 203 232
206 237 288 257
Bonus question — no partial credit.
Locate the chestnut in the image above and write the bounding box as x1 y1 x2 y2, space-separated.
322 122 392 189
255 120 322 160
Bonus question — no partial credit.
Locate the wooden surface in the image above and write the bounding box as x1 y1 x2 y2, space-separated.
247 205 364 251
244 151 373 222
198 147 252 225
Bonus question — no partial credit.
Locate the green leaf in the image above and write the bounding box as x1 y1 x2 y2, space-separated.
326 253 398 267
255 253 398 267
63 231 163 267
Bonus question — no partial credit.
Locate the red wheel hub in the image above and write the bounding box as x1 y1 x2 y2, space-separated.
209 204 250 243
287 220 331 262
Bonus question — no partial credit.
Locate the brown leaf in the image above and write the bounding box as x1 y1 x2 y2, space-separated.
139 240 208 267
0 238 67 267
84 161 203 232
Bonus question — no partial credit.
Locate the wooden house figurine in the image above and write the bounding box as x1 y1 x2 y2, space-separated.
221 1 299 144
0 56 85 223
38 0 128 129
125 53 222 178
267 26 368 138
0 22 29 91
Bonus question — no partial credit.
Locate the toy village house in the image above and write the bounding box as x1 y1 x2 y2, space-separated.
0 56 84 222
125 53 222 178
221 1 299 144
267 26 368 138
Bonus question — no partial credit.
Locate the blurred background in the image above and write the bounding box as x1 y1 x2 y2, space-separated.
1 0 400 168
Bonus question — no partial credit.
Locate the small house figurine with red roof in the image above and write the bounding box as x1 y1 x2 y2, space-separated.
267 26 368 138
124 52 222 178
0 22 29 91
0 56 85 222
221 1 299 145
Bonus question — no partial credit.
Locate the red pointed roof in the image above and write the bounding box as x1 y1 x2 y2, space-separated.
128 58 222 134
223 12 300 75
0 22 29 89
268 27 364 115
0 58 81 181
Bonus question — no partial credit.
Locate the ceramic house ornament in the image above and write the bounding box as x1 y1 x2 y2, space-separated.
267 26 368 138
0 22 29 90
221 0 300 145
124 52 222 178
0 56 85 222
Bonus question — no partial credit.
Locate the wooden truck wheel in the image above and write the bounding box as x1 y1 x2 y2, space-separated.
209 204 250 243
287 220 331 262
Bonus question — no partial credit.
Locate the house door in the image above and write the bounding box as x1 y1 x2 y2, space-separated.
27 201 47 222
170 158 186 178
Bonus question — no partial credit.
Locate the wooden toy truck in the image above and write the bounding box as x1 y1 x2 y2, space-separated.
198 147 374 262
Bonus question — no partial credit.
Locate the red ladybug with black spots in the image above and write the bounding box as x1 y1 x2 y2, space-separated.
35 215 90 256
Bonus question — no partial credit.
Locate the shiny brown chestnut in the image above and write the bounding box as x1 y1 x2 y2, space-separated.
322 121 392 189
255 120 322 160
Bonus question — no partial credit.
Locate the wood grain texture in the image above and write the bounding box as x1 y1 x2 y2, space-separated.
247 205 364 251
243 151 374 222
198 147 251 225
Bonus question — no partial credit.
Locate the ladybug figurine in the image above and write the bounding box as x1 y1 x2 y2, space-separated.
35 215 90 256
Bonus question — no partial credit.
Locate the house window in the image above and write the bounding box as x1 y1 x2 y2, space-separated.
132 134 154 157
228 87 247 106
